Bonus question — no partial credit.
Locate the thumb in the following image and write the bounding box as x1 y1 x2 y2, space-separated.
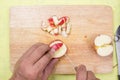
75 65 87 80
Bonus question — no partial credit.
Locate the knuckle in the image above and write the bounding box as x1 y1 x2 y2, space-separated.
31 43 45 49
24 68 37 80
42 44 50 49
25 71 33 77
16 59 39 80
42 54 52 62
17 65 36 79
37 45 50 53
32 44 39 48
46 53 52 59
19 62 26 69
35 62 43 72
19 60 28 68
33 43 43 47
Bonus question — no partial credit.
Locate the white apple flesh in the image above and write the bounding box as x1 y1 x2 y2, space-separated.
94 34 113 57
97 45 113 56
94 34 112 46
49 40 67 58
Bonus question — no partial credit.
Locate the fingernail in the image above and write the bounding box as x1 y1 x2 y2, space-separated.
96 78 100 80
74 66 78 71
51 47 55 51
79 65 85 71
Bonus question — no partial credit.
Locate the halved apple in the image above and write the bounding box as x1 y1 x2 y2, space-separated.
49 40 67 58
94 34 113 57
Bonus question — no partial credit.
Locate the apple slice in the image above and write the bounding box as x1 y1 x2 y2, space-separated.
49 40 67 58
97 45 113 57
94 34 112 46
94 34 113 57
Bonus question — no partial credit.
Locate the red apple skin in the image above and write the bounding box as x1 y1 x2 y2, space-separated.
49 40 67 58
48 18 56 27
50 43 63 51
58 16 69 26
49 40 63 45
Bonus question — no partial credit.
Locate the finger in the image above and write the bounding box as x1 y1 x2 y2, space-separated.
41 58 59 80
75 66 78 71
20 43 43 59
76 65 87 80
34 48 55 71
96 78 100 80
87 71 96 80
28 44 50 64
15 43 43 66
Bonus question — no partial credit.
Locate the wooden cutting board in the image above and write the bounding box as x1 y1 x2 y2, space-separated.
10 6 113 74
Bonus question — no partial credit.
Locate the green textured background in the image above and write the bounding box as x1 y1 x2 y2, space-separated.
0 0 120 80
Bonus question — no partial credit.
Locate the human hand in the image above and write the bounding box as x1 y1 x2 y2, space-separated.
75 65 100 80
10 43 59 80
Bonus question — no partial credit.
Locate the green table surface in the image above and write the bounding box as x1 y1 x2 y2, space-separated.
0 0 120 80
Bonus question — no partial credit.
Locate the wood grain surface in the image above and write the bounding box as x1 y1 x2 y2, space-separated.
10 6 113 74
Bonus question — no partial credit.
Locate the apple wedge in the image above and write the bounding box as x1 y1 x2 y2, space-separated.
94 34 113 57
49 40 67 58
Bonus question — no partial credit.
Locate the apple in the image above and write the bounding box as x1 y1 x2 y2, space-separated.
49 40 67 58
41 16 71 37
97 45 113 56
94 34 113 57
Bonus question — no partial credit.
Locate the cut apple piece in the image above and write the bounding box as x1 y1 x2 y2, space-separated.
97 45 113 56
94 34 113 57
49 40 67 58
66 22 71 34
49 30 54 35
53 28 59 35
61 31 68 37
46 26 53 32
58 16 69 25
58 26 62 34
41 21 48 31
41 16 71 37
94 34 112 46
52 15 59 25
50 43 63 51
48 17 56 27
